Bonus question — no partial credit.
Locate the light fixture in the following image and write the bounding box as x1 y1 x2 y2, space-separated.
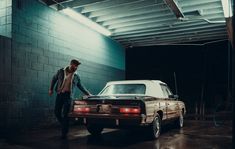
62 8 112 36
221 0 233 18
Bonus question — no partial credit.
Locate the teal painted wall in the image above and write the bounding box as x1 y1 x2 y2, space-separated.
0 0 11 37
1 0 125 131
12 0 125 70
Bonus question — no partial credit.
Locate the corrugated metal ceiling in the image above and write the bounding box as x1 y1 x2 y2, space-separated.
41 0 228 47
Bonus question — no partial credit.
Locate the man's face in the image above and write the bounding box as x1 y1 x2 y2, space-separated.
70 64 78 72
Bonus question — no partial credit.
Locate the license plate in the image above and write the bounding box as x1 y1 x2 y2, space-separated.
98 104 112 113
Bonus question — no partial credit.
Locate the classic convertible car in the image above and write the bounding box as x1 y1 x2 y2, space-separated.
69 80 186 139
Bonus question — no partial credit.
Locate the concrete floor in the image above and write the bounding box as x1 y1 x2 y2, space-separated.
0 120 232 149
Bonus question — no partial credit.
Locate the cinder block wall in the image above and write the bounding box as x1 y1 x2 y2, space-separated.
0 0 11 37
2 0 125 132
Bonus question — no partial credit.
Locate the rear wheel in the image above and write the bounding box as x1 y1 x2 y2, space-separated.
87 125 103 136
149 114 161 139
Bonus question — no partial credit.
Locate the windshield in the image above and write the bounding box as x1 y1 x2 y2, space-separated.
99 84 146 95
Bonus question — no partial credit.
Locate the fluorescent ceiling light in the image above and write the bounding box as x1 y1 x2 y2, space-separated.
221 0 233 18
62 8 112 36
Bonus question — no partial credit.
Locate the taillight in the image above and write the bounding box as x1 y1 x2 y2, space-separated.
74 107 90 113
74 100 87 105
120 107 141 114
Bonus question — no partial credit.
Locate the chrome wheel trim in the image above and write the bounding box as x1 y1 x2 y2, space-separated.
153 116 160 138
179 113 184 127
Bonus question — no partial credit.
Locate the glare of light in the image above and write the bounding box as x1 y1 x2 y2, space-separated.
62 8 112 36
221 0 233 18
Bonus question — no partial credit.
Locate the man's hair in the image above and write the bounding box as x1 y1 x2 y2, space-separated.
70 59 81 66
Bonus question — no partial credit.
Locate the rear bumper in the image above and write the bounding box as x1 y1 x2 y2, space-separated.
69 113 149 127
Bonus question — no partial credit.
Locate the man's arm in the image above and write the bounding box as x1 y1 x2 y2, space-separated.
76 75 91 96
49 69 60 96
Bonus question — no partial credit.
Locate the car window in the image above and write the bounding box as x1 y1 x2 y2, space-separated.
160 85 169 98
166 86 173 96
100 84 146 95
160 84 173 98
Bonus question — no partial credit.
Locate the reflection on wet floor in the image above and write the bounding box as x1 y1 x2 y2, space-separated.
0 120 232 149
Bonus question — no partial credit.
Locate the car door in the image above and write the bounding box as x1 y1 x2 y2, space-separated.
166 86 180 119
160 84 179 119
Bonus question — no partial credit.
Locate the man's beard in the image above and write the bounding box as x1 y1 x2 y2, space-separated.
71 68 76 72
68 66 75 73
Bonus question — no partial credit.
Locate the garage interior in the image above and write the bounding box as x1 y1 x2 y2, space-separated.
0 0 234 148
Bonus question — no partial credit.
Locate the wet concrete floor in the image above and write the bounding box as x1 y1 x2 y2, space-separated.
0 120 232 149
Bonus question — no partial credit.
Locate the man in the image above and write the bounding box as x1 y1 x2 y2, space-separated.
49 59 92 139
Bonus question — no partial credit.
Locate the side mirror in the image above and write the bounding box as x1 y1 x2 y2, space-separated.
169 94 179 99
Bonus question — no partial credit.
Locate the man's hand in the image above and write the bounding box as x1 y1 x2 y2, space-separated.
83 93 93 99
48 90 53 96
